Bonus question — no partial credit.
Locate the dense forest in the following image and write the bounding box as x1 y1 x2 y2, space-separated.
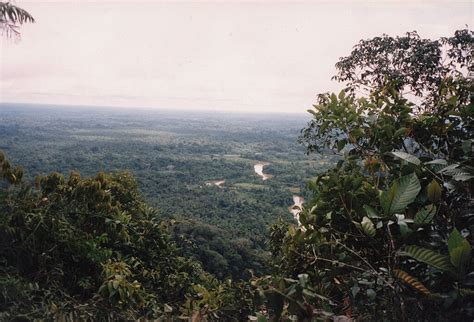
0 105 338 281
0 3 473 320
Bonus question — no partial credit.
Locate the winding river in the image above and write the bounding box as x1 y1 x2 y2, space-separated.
254 162 273 180
288 195 304 227
206 163 303 227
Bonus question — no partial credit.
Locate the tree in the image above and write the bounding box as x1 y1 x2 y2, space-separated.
255 29 474 321
0 2 34 38
0 150 257 320
333 30 473 110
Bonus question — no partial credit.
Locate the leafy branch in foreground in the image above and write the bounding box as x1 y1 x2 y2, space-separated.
260 29 474 321
0 2 34 38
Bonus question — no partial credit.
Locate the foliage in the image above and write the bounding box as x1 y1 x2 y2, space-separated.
0 151 256 320
0 2 34 38
259 29 474 320
171 220 267 280
332 29 472 110
1 105 330 280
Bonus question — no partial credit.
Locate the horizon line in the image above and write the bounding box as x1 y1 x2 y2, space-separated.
0 101 310 116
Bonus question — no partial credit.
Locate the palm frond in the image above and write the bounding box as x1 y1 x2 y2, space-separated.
0 2 34 38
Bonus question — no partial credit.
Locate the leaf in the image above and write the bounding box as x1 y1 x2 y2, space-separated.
414 205 436 226
457 288 474 297
320 121 329 133
394 127 408 137
389 151 421 166
448 228 468 253
427 180 442 202
448 228 471 268
361 216 376 237
438 163 460 174
366 288 376 300
257 313 268 322
453 173 474 181
425 159 447 165
338 90 345 100
380 173 421 215
337 139 347 151
401 245 455 273
398 221 411 236
351 284 360 298
350 128 364 139
393 269 430 296
363 205 380 218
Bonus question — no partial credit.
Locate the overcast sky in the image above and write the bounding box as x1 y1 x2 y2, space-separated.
0 0 472 113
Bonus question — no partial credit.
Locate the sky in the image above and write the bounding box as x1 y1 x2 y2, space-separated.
0 0 472 113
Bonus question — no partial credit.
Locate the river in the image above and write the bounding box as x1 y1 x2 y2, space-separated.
205 180 225 187
254 162 273 180
288 195 304 227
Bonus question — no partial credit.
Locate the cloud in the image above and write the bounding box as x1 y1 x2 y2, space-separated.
1 1 471 113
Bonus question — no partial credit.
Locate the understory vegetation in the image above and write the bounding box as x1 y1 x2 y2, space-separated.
1 29 473 321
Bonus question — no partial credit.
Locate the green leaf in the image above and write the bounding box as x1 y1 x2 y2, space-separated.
256 313 268 322
414 205 436 226
363 205 381 218
448 229 471 268
394 127 407 137
427 179 442 202
350 128 364 139
337 139 347 152
361 216 376 237
338 89 345 100
389 151 421 165
401 245 454 273
398 221 411 236
380 173 421 215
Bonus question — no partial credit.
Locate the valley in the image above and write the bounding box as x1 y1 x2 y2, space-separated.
0 103 338 278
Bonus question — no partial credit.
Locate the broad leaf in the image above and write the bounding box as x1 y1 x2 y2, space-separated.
337 139 347 151
361 216 376 237
393 269 430 296
427 179 442 202
401 245 455 273
363 205 380 218
380 173 421 215
414 205 436 226
389 151 421 166
448 229 471 268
